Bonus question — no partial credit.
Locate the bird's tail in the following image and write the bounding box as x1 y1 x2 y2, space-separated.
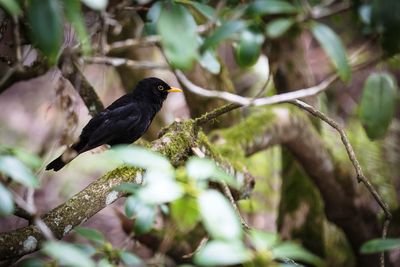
45 156 66 171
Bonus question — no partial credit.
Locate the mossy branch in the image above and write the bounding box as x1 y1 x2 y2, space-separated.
0 120 196 261
213 105 384 265
0 115 255 261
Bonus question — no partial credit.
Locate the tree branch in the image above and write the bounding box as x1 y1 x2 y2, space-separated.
212 105 385 265
176 69 339 106
0 117 255 261
62 61 105 116
288 99 391 267
83 56 169 70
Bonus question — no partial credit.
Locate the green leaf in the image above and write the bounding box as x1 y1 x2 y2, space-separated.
186 157 238 188
201 20 246 51
0 183 14 216
147 2 162 22
157 3 199 70
112 146 172 172
19 258 45 267
11 148 42 170
361 238 400 253
0 156 39 188
98 259 113 267
113 182 140 194
246 0 298 16
0 0 21 15
64 0 91 54
188 1 215 20
119 251 143 266
125 196 156 234
199 50 221 74
198 190 242 240
137 170 183 204
272 242 324 267
194 240 251 266
186 157 217 180
234 30 264 68
27 0 63 64
266 18 295 39
81 0 108 10
75 227 105 244
359 72 398 139
249 229 279 251
43 241 96 267
171 196 200 231
73 244 97 257
311 22 351 81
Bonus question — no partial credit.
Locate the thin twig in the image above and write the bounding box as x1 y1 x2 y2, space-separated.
12 15 22 70
192 145 250 229
288 99 391 267
84 56 169 69
0 67 16 89
12 191 55 240
221 181 251 230
105 36 161 52
62 60 104 116
105 24 213 53
194 103 241 125
176 69 338 107
310 1 352 20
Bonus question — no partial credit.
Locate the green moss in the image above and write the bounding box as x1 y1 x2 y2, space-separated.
322 119 397 208
278 148 326 257
208 107 276 163
155 120 197 165
101 165 140 182
221 108 276 144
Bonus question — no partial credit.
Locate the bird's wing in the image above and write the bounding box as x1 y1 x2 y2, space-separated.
104 93 133 111
81 94 134 138
80 104 142 152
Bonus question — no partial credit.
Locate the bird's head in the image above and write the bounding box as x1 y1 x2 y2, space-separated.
132 77 182 104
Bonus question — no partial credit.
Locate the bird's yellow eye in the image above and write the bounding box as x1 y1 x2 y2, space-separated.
157 85 164 91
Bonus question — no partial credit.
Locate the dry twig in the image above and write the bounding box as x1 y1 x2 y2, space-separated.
288 99 391 267
176 70 339 107
84 56 169 69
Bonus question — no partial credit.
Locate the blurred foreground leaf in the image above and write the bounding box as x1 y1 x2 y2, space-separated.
119 251 143 266
43 241 95 267
201 20 246 51
0 183 14 216
64 0 91 54
186 157 238 188
27 0 63 64
194 240 251 266
171 196 200 232
157 3 199 70
81 0 108 10
246 0 298 16
112 146 172 172
125 196 156 234
0 156 39 188
198 190 242 240
234 30 264 68
361 238 400 253
266 18 295 39
0 0 21 15
75 227 105 245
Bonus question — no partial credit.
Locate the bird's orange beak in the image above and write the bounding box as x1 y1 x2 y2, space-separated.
167 87 183 93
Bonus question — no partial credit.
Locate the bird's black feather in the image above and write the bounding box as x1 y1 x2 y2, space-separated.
46 77 177 171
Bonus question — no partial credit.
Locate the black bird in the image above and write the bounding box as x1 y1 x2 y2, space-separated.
46 77 182 171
